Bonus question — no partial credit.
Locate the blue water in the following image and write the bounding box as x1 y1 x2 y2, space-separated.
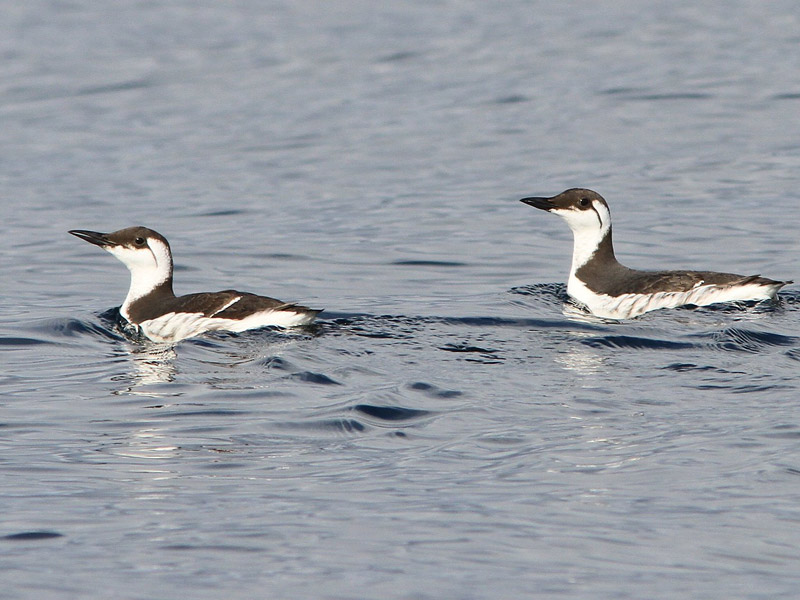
3 2 800 598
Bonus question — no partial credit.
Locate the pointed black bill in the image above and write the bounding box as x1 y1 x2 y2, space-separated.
520 196 555 211
69 229 113 247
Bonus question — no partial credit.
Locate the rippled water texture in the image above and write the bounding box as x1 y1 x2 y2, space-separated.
3 2 800 599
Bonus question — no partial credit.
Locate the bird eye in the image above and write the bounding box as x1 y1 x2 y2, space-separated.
134 237 145 246
579 197 590 207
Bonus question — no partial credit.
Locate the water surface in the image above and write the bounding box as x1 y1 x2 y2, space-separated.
2 2 800 598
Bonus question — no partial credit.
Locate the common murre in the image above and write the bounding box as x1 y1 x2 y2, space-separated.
520 188 791 319
69 226 320 342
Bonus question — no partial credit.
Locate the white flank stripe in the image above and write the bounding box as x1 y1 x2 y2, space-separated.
210 296 242 317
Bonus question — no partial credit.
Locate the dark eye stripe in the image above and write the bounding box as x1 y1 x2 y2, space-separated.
590 205 603 226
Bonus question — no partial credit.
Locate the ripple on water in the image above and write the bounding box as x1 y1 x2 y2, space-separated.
57 318 125 341
785 348 800 362
581 335 698 351
508 283 571 313
12 315 124 345
439 342 504 363
275 418 367 436
701 327 799 353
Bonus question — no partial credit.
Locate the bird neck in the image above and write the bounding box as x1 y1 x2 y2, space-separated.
121 263 175 320
570 226 618 277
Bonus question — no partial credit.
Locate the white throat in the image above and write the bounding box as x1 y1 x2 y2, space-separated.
125 262 170 301
554 202 612 276
104 239 173 316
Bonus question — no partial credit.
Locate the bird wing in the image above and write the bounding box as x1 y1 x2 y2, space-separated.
627 271 778 294
175 290 316 319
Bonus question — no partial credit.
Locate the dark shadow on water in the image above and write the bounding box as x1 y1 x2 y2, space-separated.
0 335 53 347
2 531 64 541
289 371 341 386
354 404 431 421
439 343 504 363
662 363 747 374
408 381 463 398
391 259 468 267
